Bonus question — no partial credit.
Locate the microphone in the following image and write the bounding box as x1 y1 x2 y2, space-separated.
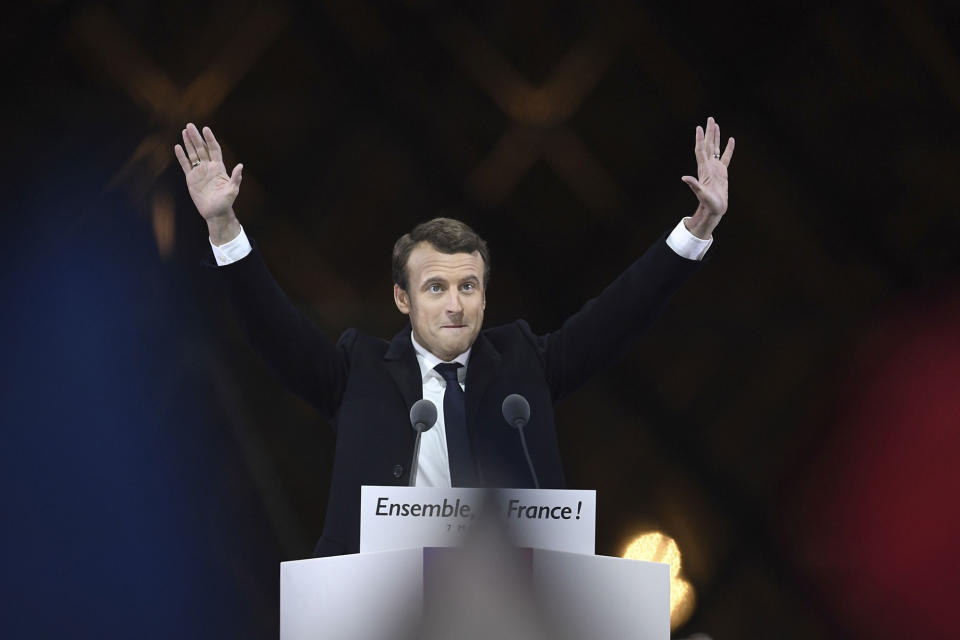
502 394 539 489
408 399 438 486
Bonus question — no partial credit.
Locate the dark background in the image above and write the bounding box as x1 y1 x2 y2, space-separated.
3 1 959 638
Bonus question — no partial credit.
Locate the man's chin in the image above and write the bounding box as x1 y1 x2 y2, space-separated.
441 341 469 357
434 336 474 360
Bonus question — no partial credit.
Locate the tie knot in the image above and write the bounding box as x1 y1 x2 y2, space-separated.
434 362 462 385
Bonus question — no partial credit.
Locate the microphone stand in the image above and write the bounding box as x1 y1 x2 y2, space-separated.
409 430 424 487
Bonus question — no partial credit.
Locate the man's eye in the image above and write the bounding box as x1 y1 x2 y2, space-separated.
428 284 442 293
461 283 475 291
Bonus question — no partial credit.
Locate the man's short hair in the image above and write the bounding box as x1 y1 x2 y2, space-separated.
392 217 490 291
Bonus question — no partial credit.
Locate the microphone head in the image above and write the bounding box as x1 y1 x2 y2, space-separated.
409 398 438 433
501 394 530 429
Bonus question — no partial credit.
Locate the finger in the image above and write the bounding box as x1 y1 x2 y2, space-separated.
704 117 713 154
186 123 210 162
181 128 199 164
713 119 721 156
173 144 191 175
695 125 707 166
230 163 243 186
681 175 703 197
720 136 735 167
203 126 223 164
708 116 720 156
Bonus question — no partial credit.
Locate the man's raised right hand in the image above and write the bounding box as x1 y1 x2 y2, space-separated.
174 123 243 245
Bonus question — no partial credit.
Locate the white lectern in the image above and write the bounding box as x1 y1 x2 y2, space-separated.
280 487 670 640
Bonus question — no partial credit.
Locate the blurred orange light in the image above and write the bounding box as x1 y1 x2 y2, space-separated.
152 190 175 259
623 531 695 630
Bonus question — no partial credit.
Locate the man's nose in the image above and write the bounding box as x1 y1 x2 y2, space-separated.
446 290 463 313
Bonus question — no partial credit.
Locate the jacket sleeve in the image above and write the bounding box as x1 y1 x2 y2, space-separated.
524 233 705 404
214 244 352 422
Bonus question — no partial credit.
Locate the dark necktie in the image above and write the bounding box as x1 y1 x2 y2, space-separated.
434 362 476 487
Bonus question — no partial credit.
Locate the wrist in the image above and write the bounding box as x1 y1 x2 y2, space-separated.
684 206 721 240
207 208 242 246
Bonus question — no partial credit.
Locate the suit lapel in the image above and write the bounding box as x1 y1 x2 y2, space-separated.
464 332 502 426
383 325 422 412
384 327 502 432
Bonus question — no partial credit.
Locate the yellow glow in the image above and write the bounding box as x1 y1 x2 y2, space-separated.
669 578 695 629
623 531 681 577
623 531 695 630
151 190 175 258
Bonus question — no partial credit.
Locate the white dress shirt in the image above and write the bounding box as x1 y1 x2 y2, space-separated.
209 219 713 485
408 333 469 487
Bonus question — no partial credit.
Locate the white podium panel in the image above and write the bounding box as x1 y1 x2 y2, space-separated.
280 549 423 640
280 547 669 640
534 550 670 640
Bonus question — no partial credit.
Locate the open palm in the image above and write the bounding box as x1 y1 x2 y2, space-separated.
173 123 243 222
681 116 734 218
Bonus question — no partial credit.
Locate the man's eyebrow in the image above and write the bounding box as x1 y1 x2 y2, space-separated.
419 275 448 288
419 272 480 288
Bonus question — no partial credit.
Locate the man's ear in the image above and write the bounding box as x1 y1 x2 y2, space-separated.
394 284 411 315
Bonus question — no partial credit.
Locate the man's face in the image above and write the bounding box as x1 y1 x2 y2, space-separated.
393 242 486 362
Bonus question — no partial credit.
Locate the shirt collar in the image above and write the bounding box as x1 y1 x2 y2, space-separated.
410 331 471 383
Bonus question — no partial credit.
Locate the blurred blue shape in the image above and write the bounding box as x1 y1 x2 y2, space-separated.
0 189 277 639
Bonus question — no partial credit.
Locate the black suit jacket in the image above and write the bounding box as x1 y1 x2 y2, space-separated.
217 232 703 556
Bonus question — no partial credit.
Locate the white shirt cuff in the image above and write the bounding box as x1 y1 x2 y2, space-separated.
209 225 252 266
666 218 713 261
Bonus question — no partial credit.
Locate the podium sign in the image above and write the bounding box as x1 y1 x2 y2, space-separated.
359 486 595 554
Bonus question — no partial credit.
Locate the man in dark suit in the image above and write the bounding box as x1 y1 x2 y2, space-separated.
174 118 734 557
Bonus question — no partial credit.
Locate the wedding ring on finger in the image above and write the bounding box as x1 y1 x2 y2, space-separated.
191 160 201 168
712 153 720 159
